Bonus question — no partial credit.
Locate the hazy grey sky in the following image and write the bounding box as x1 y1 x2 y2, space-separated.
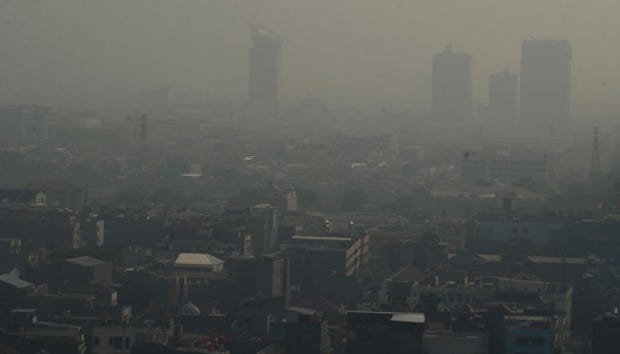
0 0 618 116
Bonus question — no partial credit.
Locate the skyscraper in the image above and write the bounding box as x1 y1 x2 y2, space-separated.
488 70 518 124
431 45 472 122
520 40 572 136
248 25 281 120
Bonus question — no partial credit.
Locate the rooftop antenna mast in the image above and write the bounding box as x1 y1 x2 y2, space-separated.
139 114 147 170
590 126 600 179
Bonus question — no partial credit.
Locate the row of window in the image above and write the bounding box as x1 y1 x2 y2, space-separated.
93 336 131 350
514 336 545 346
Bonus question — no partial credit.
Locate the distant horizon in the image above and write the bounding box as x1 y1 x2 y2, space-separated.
0 0 618 119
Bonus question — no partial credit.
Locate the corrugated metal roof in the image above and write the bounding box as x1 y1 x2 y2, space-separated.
527 256 587 265
292 235 352 242
390 313 426 324
66 256 105 267
174 253 224 267
286 306 317 316
0 274 33 289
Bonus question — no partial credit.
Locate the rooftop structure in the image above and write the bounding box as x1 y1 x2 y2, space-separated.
65 256 106 268
174 252 225 272
0 273 33 289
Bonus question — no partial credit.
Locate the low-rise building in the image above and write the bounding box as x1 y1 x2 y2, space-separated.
5 309 86 354
270 306 330 354
36 256 113 287
0 189 46 206
472 214 568 251
345 311 425 354
462 150 550 184
424 329 488 354
505 315 558 354
173 252 225 274
290 234 369 277
92 321 173 354
591 313 620 354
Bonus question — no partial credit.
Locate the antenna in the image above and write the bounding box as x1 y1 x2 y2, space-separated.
590 126 600 179
139 114 147 170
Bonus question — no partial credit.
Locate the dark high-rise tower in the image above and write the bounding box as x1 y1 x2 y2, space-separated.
488 70 518 125
520 40 572 136
431 45 472 122
248 25 281 120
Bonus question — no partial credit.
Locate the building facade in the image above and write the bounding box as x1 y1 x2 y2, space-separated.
432 45 472 123
462 150 550 184
488 70 518 128
248 25 281 121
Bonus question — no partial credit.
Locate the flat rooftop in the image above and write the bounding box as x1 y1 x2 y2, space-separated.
292 235 352 242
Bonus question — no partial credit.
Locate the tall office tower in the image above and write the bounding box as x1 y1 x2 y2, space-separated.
520 40 572 136
248 25 282 120
488 70 518 124
431 45 472 123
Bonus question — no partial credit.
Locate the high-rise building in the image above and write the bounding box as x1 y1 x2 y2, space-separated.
432 45 472 122
488 70 518 125
520 40 572 136
248 25 281 120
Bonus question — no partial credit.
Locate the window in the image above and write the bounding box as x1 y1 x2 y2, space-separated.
93 336 100 346
125 337 131 349
108 337 113 346
515 337 529 345
531 337 545 346
136 333 147 345
114 336 123 349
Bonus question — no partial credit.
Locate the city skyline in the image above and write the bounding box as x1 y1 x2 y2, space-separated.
0 2 619 353
0 0 618 117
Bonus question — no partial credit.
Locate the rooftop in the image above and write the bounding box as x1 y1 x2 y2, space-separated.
0 274 32 289
66 256 106 267
527 256 588 265
292 235 353 242
174 253 224 268
177 302 201 317
504 315 553 329
286 306 318 316
390 313 426 324
347 311 426 325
